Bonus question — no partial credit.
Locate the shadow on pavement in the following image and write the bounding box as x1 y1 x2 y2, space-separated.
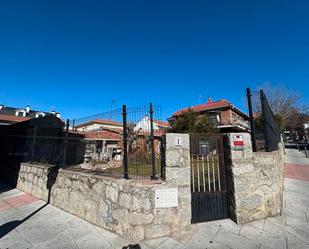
0 166 59 239
122 244 141 249
0 182 13 194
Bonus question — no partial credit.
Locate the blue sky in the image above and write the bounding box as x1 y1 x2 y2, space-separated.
1 0 309 120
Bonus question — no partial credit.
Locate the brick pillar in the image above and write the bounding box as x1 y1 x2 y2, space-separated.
165 133 191 234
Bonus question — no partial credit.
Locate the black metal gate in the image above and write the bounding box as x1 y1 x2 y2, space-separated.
190 134 228 223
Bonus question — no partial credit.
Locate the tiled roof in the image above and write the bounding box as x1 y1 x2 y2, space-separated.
135 130 166 137
154 120 169 127
0 105 55 118
0 114 31 123
172 100 232 117
100 127 123 133
75 119 122 128
78 130 121 140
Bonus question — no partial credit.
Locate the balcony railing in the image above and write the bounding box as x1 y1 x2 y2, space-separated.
218 117 250 129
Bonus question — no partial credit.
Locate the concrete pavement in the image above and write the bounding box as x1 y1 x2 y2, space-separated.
1 147 309 249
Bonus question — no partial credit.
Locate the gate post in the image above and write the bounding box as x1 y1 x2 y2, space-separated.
165 133 191 233
224 132 284 224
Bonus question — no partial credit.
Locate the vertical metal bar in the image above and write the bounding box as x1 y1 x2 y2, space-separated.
212 155 216 191
191 155 195 192
202 155 206 192
197 155 200 192
217 155 221 191
247 87 257 152
122 105 129 179
207 155 211 191
160 135 166 179
149 103 157 179
30 126 37 164
62 119 69 167
72 119 75 131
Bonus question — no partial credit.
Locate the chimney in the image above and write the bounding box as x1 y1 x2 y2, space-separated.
208 97 212 103
26 105 30 113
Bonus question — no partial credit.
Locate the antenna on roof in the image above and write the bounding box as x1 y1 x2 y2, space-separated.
198 94 203 104
110 99 116 120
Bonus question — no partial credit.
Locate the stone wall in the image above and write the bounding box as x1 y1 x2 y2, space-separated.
16 133 191 241
225 132 284 224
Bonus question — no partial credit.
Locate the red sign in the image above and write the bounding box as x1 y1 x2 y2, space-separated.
233 135 244 147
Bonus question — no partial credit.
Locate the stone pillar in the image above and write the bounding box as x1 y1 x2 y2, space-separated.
165 133 191 234
225 132 284 224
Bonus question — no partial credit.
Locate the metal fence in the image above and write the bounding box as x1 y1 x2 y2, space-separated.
0 104 167 180
0 120 85 167
189 133 228 223
107 104 166 179
246 88 281 152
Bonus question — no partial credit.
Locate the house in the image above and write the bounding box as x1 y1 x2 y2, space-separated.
77 129 122 164
0 104 60 126
74 119 123 163
170 98 250 132
74 117 169 165
75 119 123 132
130 116 169 156
134 116 169 132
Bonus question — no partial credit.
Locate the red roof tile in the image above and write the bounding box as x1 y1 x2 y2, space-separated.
171 99 232 117
0 114 31 123
75 119 122 128
154 120 169 128
80 130 121 140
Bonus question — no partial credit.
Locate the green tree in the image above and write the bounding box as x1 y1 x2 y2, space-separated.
168 109 216 133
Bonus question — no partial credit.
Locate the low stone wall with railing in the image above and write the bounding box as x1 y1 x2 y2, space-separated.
15 133 191 241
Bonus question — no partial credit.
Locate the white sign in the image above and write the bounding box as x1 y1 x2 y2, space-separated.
155 188 178 208
175 137 182 146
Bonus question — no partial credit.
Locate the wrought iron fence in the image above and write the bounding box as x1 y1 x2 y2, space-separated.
0 121 85 167
246 88 281 152
0 104 167 180
189 133 226 193
73 104 166 179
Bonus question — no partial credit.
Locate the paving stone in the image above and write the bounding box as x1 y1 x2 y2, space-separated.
15 217 68 247
245 218 265 230
214 228 260 249
156 237 187 249
38 230 77 249
285 225 309 245
144 236 169 248
239 222 285 249
285 232 309 249
0 229 26 248
75 232 113 249
185 221 222 248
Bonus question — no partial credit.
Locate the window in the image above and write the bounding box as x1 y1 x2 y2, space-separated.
198 140 210 155
35 113 45 118
15 110 26 117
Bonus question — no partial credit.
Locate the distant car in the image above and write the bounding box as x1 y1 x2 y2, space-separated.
286 139 295 144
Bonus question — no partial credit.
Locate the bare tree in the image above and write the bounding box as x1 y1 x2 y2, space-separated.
253 83 302 120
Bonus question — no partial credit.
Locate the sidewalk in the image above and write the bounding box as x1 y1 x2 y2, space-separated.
1 148 309 249
0 183 130 249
